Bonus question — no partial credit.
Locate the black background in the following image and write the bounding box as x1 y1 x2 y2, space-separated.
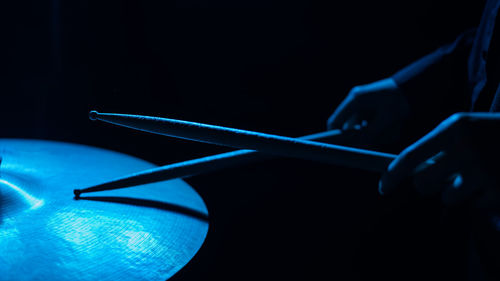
0 0 487 280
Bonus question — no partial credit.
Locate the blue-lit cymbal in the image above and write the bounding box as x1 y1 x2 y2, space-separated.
0 139 208 281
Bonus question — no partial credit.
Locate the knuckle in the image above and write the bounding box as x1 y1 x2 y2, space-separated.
448 112 470 125
437 113 470 137
326 115 337 128
351 85 362 93
348 86 364 98
449 112 471 135
398 148 415 162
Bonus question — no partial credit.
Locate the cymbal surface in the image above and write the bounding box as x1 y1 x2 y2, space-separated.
0 139 209 281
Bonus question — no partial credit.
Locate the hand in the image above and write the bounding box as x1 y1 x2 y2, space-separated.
327 78 410 148
379 112 500 207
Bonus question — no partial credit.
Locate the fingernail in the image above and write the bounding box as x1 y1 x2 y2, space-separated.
452 173 463 189
378 180 385 195
388 160 397 171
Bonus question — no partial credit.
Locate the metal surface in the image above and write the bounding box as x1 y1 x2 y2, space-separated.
0 139 209 281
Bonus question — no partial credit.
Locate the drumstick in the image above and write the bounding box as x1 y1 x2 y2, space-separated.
88 111 396 171
74 128 365 196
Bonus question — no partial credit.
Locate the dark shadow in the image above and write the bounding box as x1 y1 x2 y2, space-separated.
77 196 209 222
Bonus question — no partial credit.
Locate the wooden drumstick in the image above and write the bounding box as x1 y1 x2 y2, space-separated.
74 128 366 196
88 111 396 171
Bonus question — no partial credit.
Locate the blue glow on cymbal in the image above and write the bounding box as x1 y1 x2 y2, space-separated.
0 139 208 280
0 179 44 210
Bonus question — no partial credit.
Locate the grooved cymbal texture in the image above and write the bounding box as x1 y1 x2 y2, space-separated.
0 139 208 281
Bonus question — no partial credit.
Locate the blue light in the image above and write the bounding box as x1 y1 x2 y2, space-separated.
0 179 44 210
452 173 463 189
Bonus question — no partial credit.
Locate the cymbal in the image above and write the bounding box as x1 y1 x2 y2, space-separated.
0 139 209 281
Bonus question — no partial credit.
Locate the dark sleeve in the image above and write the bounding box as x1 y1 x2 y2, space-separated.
471 208 500 280
391 29 477 139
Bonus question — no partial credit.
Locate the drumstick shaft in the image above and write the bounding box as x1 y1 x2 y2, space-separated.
74 129 364 195
89 111 396 171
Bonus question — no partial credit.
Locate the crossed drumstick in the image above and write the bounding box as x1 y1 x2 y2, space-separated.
74 111 436 197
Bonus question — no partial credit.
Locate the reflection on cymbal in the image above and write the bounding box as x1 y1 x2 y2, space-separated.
0 178 44 210
0 139 208 281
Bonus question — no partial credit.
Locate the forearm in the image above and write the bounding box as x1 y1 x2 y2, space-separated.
392 29 476 124
387 29 477 141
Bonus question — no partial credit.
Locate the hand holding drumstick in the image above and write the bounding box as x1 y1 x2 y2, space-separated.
328 78 500 207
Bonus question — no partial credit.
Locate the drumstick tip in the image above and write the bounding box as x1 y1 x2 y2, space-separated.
89 110 99 121
73 189 82 199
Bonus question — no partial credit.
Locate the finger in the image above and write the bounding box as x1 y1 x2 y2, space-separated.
473 183 500 209
327 95 360 130
412 150 459 195
379 120 457 195
342 114 361 130
441 151 489 206
441 171 482 206
362 108 401 145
